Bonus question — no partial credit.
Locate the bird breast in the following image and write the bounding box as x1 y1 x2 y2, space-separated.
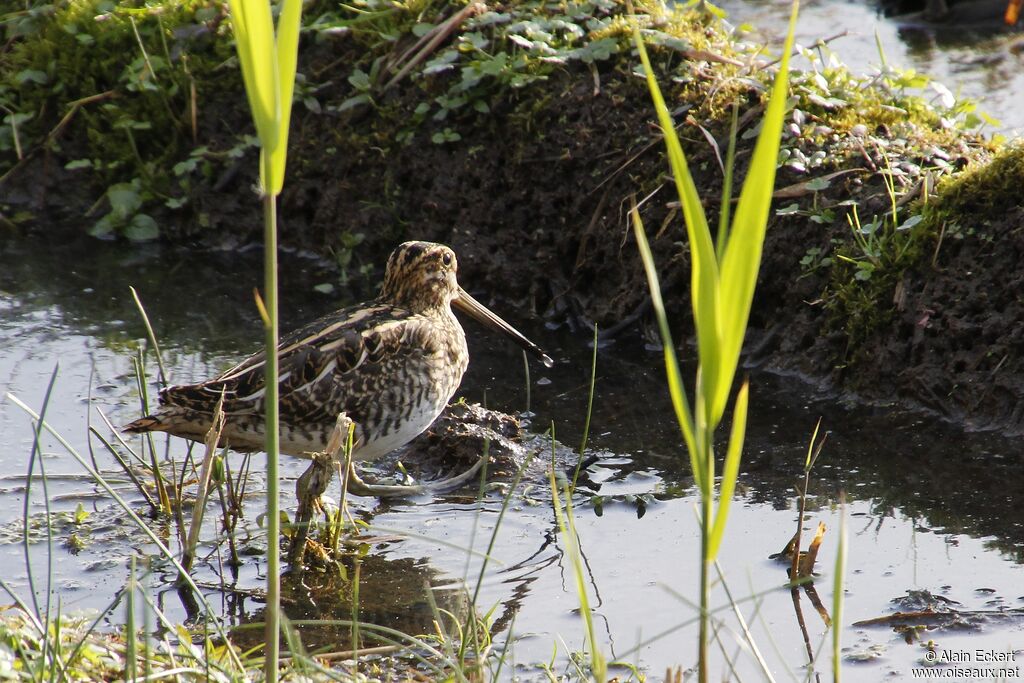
352 312 469 461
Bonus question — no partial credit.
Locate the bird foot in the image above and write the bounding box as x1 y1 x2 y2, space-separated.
343 455 487 498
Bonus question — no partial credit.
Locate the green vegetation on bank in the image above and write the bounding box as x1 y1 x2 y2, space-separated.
0 0 1014 384
0 0 238 237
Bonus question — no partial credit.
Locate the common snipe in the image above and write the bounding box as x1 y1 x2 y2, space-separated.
124 241 552 493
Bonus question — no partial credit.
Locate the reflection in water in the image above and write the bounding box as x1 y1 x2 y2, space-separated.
2 234 1024 676
234 554 471 654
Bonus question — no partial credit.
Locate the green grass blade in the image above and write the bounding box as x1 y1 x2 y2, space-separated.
833 495 847 682
468 447 535 620
714 0 799 425
805 417 822 470
549 466 606 682
22 364 59 624
227 0 278 155
715 103 740 262
707 380 748 559
268 0 303 195
129 286 169 386
261 198 281 683
572 324 599 491
631 23 722 421
630 205 699 487
126 557 137 681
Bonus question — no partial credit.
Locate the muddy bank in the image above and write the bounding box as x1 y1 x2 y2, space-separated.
785 146 1024 433
2 0 1021 433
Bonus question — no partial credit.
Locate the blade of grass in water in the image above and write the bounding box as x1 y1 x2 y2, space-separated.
462 446 537 664
5 392 245 671
571 323 599 492
521 350 531 414
630 205 699 486
713 561 777 682
833 494 847 682
707 381 748 559
129 286 168 386
259 190 282 683
133 352 171 514
549 427 606 682
89 417 160 511
22 365 57 620
126 556 137 681
227 0 302 675
630 1 799 678
22 364 60 681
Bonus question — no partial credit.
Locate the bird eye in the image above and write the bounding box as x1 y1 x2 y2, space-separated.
442 252 453 266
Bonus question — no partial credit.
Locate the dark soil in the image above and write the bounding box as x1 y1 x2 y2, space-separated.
826 205 1024 433
5 18 1024 436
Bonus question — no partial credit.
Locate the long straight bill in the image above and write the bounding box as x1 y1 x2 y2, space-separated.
454 287 554 367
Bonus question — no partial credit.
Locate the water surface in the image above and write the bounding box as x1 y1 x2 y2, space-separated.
718 0 1024 135
2 235 1023 679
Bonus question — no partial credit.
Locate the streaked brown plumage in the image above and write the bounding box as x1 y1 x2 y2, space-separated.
123 241 552 462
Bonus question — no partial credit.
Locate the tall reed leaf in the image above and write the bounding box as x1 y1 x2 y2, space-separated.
227 0 302 194
225 1 302 680
631 0 799 556
227 0 277 153
631 205 700 486
633 36 721 424
270 0 302 194
833 496 847 682
631 2 799 678
707 380 747 559
714 29 796 426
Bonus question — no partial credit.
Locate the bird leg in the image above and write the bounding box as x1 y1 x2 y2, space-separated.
289 451 335 566
289 413 353 567
293 409 491 516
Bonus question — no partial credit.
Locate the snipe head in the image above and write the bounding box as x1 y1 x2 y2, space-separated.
379 242 461 313
386 241 554 367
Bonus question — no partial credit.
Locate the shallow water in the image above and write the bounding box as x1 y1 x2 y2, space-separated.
717 0 1024 135
2 234 1023 679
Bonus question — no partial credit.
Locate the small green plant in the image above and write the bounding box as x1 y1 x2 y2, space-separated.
838 170 922 282
799 245 834 277
833 493 847 682
89 179 160 241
